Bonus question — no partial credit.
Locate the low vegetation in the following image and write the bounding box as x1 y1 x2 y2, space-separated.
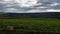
0 18 60 33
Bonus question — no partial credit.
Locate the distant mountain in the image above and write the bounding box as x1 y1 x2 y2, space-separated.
0 12 60 18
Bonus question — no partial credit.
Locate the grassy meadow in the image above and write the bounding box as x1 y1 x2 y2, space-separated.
0 18 60 33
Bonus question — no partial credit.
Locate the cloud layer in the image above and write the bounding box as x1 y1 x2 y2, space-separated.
0 0 60 13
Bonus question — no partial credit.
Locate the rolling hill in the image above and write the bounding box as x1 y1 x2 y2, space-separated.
0 12 60 18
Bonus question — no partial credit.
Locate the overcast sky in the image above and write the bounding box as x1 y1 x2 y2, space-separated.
0 0 60 13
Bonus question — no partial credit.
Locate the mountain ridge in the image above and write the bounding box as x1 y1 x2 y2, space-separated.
0 12 60 18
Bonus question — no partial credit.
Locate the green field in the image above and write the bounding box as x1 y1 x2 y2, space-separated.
0 18 60 33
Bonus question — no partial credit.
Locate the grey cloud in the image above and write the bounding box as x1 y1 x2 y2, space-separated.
0 0 60 13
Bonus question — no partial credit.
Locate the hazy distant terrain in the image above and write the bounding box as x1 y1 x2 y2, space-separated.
0 12 60 18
